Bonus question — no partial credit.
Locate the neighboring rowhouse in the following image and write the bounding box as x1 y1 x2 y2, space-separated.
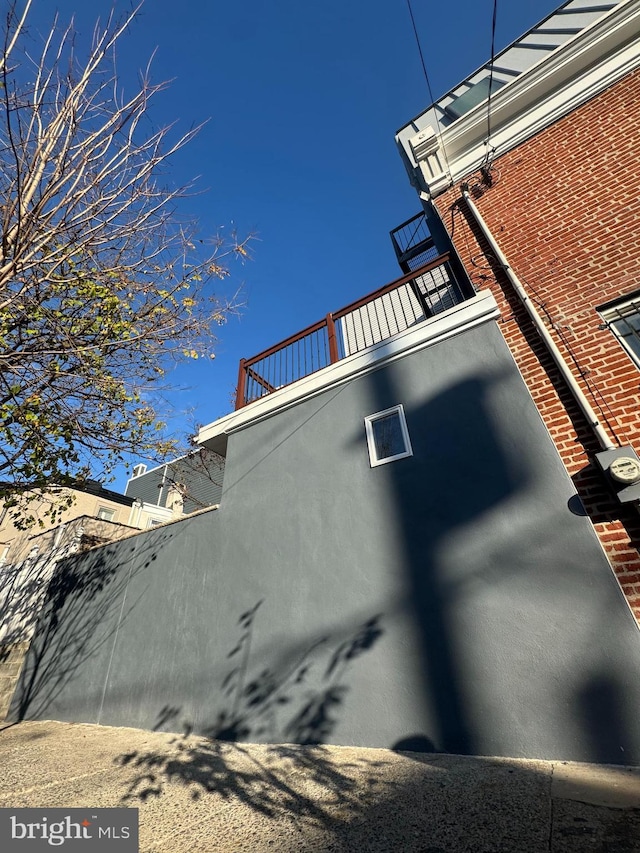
395 0 640 619
0 480 137 569
124 448 224 523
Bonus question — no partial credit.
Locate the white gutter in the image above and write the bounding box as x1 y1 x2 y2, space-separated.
461 188 616 451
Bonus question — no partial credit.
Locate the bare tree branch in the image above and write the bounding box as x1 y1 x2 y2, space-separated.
0 2 253 507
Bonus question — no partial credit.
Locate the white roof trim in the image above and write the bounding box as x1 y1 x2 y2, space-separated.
398 0 640 196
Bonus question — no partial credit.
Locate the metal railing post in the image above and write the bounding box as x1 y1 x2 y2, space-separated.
326 313 339 363
235 358 247 409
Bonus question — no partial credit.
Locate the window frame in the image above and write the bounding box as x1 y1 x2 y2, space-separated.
599 294 640 370
364 404 413 467
97 506 116 522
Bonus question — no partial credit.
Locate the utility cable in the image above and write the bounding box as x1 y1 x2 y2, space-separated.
484 0 498 164
475 234 625 445
405 0 453 182
405 0 435 108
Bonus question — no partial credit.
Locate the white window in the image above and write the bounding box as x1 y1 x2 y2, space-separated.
97 506 116 522
599 296 640 368
364 405 413 467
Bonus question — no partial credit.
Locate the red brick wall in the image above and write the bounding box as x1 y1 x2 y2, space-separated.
434 67 640 620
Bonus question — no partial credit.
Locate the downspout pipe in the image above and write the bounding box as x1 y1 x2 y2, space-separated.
460 186 616 452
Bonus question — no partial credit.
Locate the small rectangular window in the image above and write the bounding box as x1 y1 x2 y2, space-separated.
365 405 413 467
97 506 116 522
599 295 640 368
444 77 505 121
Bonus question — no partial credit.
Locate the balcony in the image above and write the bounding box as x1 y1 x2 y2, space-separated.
236 251 475 409
389 211 440 274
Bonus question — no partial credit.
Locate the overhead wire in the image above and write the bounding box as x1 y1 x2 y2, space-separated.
484 0 498 162
465 224 625 445
517 273 625 446
416 0 622 446
405 0 453 184
478 1 621 441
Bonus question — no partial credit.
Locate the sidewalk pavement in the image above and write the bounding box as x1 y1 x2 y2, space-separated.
0 720 639 852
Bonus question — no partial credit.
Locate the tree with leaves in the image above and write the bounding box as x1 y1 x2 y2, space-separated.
0 1 251 510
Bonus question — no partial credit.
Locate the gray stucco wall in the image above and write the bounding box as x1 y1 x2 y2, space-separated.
11 320 640 764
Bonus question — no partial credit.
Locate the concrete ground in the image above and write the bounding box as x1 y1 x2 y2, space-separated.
0 721 639 852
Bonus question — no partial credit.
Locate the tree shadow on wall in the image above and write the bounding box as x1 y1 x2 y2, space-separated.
116 602 389 821
3 528 174 726
0 556 55 653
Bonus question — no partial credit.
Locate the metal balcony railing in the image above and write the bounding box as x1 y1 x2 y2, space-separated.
236 252 473 409
390 211 440 274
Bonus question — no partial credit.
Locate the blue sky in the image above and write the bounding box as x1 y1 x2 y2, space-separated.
26 0 560 489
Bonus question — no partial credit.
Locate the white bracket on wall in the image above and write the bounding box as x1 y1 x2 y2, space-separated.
408 126 451 197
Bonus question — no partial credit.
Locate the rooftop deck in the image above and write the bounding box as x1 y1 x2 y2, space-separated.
235 247 474 409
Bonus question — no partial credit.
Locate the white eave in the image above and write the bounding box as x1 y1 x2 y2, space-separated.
197 290 500 455
396 0 640 197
